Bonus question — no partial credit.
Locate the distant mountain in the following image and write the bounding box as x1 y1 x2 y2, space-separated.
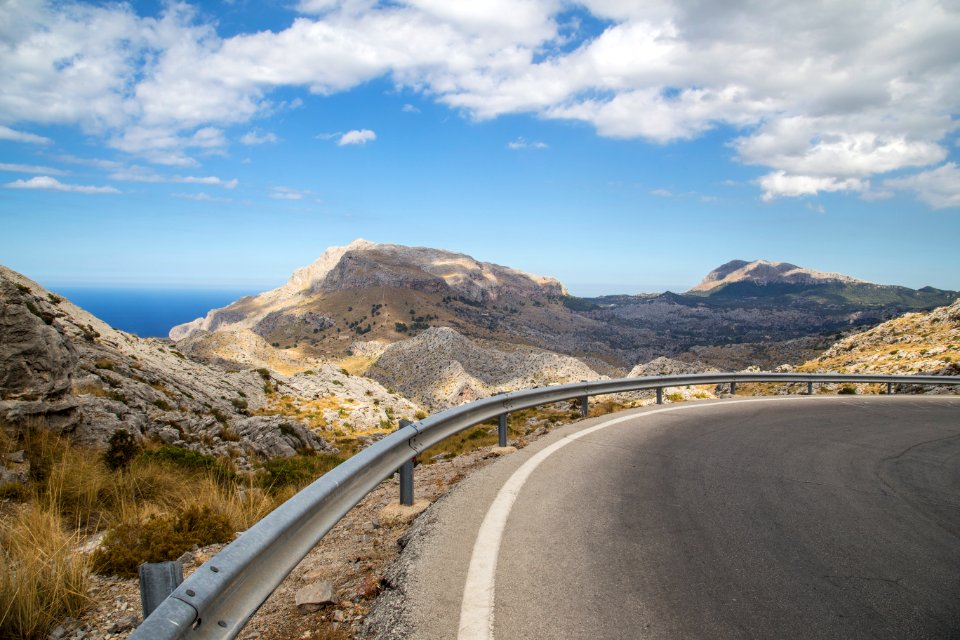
689 259 864 293
168 243 959 375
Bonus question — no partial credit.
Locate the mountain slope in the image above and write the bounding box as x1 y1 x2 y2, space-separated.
797 297 960 376
0 265 419 459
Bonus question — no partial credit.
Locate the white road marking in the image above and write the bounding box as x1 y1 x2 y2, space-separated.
456 396 860 640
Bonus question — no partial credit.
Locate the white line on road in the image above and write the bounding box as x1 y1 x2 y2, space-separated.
456 396 859 640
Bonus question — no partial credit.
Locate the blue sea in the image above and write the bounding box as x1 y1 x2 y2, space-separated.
50 288 259 339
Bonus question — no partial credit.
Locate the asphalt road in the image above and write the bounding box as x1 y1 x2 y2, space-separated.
393 396 960 639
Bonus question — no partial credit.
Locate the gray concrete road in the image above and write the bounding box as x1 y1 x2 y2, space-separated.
385 396 960 639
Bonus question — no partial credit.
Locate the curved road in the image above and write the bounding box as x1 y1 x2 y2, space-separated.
391 396 960 639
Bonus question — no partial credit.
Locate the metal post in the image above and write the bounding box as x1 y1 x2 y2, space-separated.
398 419 414 506
139 560 183 618
656 387 663 404
887 382 893 395
498 413 508 447
730 381 737 396
581 396 589 418
807 381 813 395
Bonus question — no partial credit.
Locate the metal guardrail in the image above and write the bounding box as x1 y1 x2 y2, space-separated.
130 372 960 639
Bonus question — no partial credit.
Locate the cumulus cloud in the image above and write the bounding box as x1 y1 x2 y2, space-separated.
107 167 237 188
4 176 119 194
759 171 868 201
507 137 548 149
0 126 51 145
401 103 420 113
337 129 376 146
0 163 67 175
885 163 960 209
1 0 959 205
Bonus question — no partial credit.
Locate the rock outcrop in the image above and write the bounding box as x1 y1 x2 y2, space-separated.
0 266 331 461
367 327 602 410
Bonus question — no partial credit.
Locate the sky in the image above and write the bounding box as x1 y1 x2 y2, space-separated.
1 0 959 297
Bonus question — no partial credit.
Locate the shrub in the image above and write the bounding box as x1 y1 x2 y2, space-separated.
141 445 235 484
257 454 343 495
103 430 139 471
0 506 91 639
93 506 234 577
838 385 857 395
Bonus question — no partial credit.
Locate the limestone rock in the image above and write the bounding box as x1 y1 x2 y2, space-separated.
232 415 333 458
295 580 336 613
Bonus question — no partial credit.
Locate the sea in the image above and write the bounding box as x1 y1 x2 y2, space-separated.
49 287 259 339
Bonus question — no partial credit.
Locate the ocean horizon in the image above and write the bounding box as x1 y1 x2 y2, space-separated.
49 287 259 338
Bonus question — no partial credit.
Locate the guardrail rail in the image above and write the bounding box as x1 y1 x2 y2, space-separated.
129 372 960 639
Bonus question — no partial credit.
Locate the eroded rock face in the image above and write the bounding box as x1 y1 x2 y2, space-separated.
0 278 79 399
0 265 333 463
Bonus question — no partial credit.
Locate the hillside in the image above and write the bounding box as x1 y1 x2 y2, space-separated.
0 265 421 460
798 297 960 376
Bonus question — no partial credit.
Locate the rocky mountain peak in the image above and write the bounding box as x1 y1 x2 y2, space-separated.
170 240 567 341
689 259 866 293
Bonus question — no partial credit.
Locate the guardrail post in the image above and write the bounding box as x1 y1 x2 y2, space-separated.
730 381 737 396
887 382 893 395
139 560 183 618
581 395 589 417
807 381 814 395
656 387 663 404
398 419 414 506
498 413 508 447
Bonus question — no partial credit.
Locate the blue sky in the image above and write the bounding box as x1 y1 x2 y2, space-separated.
1 0 959 296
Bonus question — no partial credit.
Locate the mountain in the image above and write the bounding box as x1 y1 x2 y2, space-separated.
170 239 644 370
689 259 864 293
171 244 959 375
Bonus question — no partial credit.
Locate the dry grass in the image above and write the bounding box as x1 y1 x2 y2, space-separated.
338 355 377 376
0 505 92 639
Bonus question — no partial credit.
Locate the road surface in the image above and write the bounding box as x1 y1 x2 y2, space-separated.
384 396 960 639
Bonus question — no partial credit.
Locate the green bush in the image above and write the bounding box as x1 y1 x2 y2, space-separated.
257 454 343 494
93 506 234 577
141 445 235 483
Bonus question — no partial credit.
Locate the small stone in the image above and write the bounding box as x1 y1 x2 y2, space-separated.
107 614 138 634
6 449 25 463
378 499 430 527
47 625 68 639
332 610 346 623
489 446 517 457
295 580 336 613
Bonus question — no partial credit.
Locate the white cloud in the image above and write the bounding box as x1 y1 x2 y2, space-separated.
4 176 119 194
270 186 307 200
650 188 672 197
759 171 867 201
0 163 67 175
1 0 958 206
0 126 51 145
107 167 237 188
885 163 960 209
401 103 420 113
337 129 376 146
172 192 232 203
240 131 278 145
507 137 548 150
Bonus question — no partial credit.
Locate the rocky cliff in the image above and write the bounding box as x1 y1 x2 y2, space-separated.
0 266 339 461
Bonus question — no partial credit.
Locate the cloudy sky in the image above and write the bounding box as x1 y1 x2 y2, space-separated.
1 0 959 294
